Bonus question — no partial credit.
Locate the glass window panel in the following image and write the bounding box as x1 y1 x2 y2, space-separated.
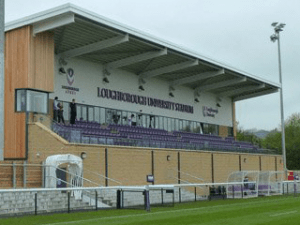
171 118 175 132
182 120 186 132
204 124 207 134
116 111 122 125
100 108 106 124
196 122 202 134
88 107 94 122
16 89 26 112
136 112 142 127
76 105 81 121
63 102 69 122
122 111 128 125
131 112 137 126
94 107 100 123
149 115 155 128
175 119 179 131
163 117 168 131
167 118 171 132
141 115 146 128
26 90 48 114
192 122 197 133
179 120 183 131
107 109 117 124
81 106 87 121
145 115 150 128
155 116 159 129
159 117 163 129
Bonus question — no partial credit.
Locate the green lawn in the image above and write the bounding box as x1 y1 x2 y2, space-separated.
1 195 300 225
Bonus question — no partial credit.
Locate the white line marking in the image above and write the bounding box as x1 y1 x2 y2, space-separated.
270 210 297 217
42 197 299 225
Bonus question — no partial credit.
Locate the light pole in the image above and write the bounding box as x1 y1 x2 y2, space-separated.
270 22 286 172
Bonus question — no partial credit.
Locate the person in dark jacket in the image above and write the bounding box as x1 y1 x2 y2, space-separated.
57 102 65 124
70 99 77 125
53 96 58 121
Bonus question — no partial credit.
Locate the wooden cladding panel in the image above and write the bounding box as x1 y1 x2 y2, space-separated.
31 32 54 91
4 26 54 159
4 27 31 158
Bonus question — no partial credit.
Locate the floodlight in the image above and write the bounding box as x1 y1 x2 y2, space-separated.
169 92 174 97
103 77 109 83
271 22 278 27
270 34 278 42
138 85 145 91
278 23 286 28
59 67 66 74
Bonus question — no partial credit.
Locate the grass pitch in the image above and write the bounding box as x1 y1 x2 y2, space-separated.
1 195 300 225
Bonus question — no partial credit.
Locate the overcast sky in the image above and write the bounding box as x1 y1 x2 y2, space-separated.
4 0 300 131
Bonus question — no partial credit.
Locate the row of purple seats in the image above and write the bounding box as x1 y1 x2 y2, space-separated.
54 122 269 154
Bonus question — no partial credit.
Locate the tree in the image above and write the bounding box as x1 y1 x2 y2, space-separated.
263 113 300 170
236 123 263 147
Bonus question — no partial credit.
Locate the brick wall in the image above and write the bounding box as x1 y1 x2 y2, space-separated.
0 123 283 188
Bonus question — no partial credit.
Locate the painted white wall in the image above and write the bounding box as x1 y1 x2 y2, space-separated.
51 57 233 127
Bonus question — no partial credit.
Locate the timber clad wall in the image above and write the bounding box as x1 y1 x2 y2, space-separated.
4 26 31 159
4 26 54 159
30 32 54 91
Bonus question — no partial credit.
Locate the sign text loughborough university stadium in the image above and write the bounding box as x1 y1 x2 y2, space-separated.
97 87 194 114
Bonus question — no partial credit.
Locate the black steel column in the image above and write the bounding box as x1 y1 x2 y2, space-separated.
105 148 108 187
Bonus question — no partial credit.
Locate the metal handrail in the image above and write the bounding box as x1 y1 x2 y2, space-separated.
83 167 122 185
172 168 204 182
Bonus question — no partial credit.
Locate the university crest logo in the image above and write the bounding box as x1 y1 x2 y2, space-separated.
66 68 75 86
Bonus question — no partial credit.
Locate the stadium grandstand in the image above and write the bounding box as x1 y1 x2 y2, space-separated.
0 3 288 216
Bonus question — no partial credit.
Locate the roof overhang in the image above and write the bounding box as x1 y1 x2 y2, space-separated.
5 3 280 102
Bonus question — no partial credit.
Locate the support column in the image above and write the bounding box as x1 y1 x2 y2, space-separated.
0 0 5 161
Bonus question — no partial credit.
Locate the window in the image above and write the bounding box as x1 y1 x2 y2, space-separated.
159 116 163 129
16 89 26 112
228 127 234 137
122 111 128 125
15 89 49 114
81 106 87 121
94 107 100 123
88 107 94 122
155 116 159 129
175 119 179 131
163 117 168 131
100 108 106 124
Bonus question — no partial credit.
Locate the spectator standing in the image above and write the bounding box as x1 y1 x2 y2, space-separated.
53 97 58 122
128 114 134 126
57 102 65 124
70 99 77 125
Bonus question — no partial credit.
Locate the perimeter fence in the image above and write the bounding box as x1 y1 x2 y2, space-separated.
0 181 300 217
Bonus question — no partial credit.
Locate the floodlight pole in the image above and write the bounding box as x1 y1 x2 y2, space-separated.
0 0 4 161
271 23 286 173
